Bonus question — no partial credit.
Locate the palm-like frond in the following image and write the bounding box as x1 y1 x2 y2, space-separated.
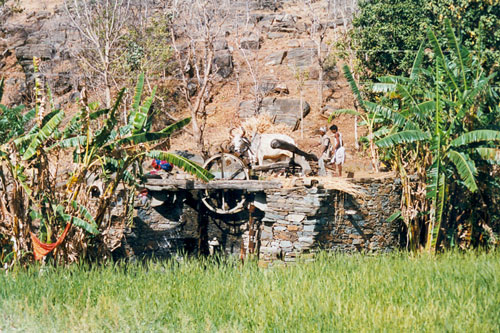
71 216 99 235
447 150 478 192
22 108 35 123
22 110 65 160
92 88 125 147
49 136 87 150
56 204 99 235
342 64 365 109
129 73 145 125
376 130 430 148
396 83 421 111
377 75 410 84
364 101 414 128
427 28 458 93
457 73 497 121
416 100 435 115
146 150 215 182
115 131 174 147
71 200 97 227
159 117 191 135
444 19 469 89
410 42 425 80
89 108 110 120
132 86 156 134
475 148 500 164
451 130 500 147
371 83 396 93
13 133 36 147
133 73 144 110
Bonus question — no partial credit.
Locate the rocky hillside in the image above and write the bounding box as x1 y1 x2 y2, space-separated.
0 0 375 175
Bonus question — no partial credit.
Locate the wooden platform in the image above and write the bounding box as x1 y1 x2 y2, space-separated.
143 178 283 192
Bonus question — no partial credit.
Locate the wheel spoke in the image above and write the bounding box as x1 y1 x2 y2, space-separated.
221 191 226 212
229 167 244 180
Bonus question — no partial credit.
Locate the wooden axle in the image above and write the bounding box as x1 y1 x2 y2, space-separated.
270 139 318 162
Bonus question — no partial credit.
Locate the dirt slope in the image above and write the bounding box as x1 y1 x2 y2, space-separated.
0 0 375 176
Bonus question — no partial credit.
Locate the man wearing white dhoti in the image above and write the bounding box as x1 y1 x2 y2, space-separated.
329 124 345 177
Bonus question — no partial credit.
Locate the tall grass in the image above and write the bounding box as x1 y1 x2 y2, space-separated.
1 251 499 332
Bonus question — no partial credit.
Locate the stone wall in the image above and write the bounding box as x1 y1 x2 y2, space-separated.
120 177 401 262
259 178 402 265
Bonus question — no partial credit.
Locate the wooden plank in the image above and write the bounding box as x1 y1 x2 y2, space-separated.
143 178 282 191
202 180 282 191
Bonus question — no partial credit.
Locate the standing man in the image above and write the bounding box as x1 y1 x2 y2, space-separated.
329 124 345 177
318 127 332 176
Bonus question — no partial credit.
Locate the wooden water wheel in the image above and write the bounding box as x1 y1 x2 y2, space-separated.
201 153 250 214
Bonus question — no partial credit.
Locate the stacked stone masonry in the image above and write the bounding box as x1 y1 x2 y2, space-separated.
124 177 401 262
259 178 402 264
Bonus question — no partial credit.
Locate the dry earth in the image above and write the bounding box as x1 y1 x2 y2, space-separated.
0 0 378 177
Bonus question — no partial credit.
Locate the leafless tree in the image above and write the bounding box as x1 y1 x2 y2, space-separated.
65 0 131 108
233 15 263 116
328 0 360 150
168 0 232 153
298 0 336 110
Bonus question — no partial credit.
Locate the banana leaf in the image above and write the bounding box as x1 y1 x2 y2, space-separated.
376 130 430 148
22 110 65 160
146 150 214 182
448 150 478 192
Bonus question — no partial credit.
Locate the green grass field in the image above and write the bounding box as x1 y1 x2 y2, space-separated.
1 252 499 332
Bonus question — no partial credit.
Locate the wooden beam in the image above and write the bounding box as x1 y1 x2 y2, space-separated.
143 179 283 192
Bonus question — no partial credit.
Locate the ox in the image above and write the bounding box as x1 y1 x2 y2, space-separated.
230 128 311 174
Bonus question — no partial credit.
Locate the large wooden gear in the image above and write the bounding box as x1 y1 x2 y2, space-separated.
201 153 250 214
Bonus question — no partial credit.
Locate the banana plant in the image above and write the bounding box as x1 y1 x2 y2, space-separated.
1 71 214 264
329 65 382 172
50 73 214 229
355 20 500 251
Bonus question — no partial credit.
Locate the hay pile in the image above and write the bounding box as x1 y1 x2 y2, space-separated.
240 114 292 136
274 175 366 198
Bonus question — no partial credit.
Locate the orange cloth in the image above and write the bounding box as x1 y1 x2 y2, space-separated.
30 223 71 260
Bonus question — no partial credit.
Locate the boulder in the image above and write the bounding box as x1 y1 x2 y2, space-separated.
16 43 54 61
259 77 277 96
286 48 315 67
261 97 311 129
264 51 286 66
240 33 260 50
238 100 258 119
239 97 311 129
213 50 233 78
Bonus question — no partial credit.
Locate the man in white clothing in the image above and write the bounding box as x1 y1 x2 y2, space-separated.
329 124 345 177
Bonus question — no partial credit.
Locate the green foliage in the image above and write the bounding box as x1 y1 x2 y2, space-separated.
0 78 34 144
427 0 500 74
341 21 500 251
352 0 431 78
353 0 500 82
1 252 500 331
0 72 213 265
122 12 173 77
